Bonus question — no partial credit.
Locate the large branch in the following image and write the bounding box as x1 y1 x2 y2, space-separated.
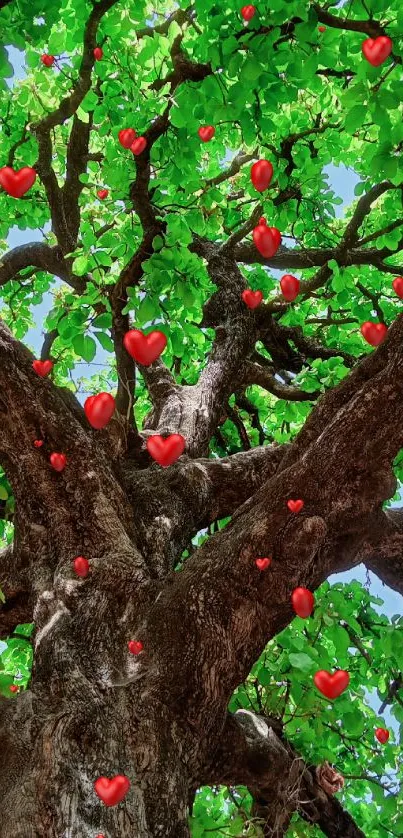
200 711 365 838
141 314 403 734
0 243 84 291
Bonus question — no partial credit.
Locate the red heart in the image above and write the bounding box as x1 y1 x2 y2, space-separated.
314 670 350 699
73 557 90 578
291 587 314 618
253 223 281 258
287 499 304 513
255 558 271 571
318 25 326 33
198 126 215 142
375 727 389 744
9 685 19 693
34 440 44 448
146 434 185 467
93 47 103 60
128 640 143 655
0 166 36 198
392 277 403 299
131 137 147 155
123 329 167 366
84 393 116 430
32 359 53 377
241 5 255 21
360 321 388 347
97 188 108 199
362 36 392 67
50 453 67 472
250 160 273 192
242 289 263 309
41 54 55 67
280 274 300 302
94 775 130 807
118 129 136 149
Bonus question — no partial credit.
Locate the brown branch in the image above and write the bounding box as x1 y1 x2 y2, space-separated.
340 182 397 250
241 361 319 401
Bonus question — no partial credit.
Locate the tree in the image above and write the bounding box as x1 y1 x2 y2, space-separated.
0 0 402 835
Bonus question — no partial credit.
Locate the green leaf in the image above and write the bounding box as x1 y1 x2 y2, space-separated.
73 334 97 362
94 331 114 352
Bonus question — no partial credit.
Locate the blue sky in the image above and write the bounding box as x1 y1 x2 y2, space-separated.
2 43 402 655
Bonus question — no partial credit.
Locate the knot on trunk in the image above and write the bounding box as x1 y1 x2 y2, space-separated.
273 514 327 571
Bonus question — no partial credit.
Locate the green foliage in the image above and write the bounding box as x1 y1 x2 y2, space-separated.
0 1 403 834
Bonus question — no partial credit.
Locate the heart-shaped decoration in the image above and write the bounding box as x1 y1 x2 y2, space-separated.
93 47 103 60
362 36 392 67
9 685 19 693
360 321 388 346
0 166 36 198
128 640 143 655
280 274 300 302
241 5 255 21
392 277 403 299
291 587 314 618
242 289 263 309
32 359 53 377
41 54 55 67
50 453 67 472
118 129 136 148
84 393 116 430
97 188 108 199
73 557 89 578
198 126 215 142
318 25 326 33
314 670 350 699
287 499 304 513
375 727 389 744
250 160 273 192
255 558 271 571
146 434 185 467
123 329 167 366
34 440 44 448
94 775 130 807
131 136 147 156
253 223 281 258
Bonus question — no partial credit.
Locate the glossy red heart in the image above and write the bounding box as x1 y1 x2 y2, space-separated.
255 558 271 571
362 36 392 67
146 434 185 467
198 126 215 142
93 47 103 60
34 440 44 448
84 393 116 430
9 685 19 693
392 277 403 299
73 557 90 578
241 5 255 21
118 129 136 149
287 499 304 513
375 727 389 744
318 25 326 33
32 359 53 377
242 289 263 309
97 188 108 199
50 453 67 472
0 166 36 198
41 54 55 67
131 136 147 156
128 640 143 655
360 321 388 346
250 160 273 192
314 670 350 699
280 274 300 302
291 587 314 618
94 775 130 807
253 223 281 258
123 329 167 366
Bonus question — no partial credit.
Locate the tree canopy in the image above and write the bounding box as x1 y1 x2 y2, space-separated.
0 1 403 836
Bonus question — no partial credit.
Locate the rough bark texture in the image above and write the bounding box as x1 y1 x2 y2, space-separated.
1 1 403 835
